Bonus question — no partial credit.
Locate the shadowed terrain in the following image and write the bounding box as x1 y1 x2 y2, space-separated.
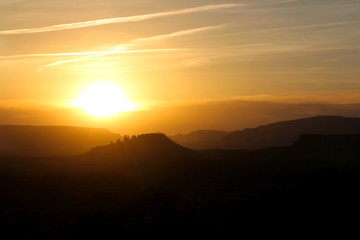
0 127 360 236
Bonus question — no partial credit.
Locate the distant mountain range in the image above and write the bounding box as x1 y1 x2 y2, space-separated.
0 125 120 156
2 115 360 156
170 116 360 150
1 130 360 234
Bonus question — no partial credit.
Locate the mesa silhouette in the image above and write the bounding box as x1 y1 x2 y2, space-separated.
171 115 360 149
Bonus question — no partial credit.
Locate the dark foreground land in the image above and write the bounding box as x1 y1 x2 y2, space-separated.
0 133 360 236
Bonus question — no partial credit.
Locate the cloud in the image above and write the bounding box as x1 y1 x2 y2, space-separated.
0 4 242 35
0 48 183 60
128 25 224 46
34 49 181 72
0 25 221 59
216 20 358 40
264 0 299 6
35 24 224 71
0 52 109 59
257 20 359 32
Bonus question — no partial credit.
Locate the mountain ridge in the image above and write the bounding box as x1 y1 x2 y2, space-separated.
171 115 360 150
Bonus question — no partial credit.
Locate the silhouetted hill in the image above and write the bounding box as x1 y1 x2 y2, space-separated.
0 133 194 176
82 134 197 180
0 125 120 156
87 133 193 159
179 116 360 149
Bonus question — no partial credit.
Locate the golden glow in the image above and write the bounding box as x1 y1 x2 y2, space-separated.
72 82 136 117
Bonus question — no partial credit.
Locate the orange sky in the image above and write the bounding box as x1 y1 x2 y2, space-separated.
1 0 360 134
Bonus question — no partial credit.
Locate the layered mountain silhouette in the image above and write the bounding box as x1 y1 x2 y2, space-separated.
1 128 360 236
0 125 120 156
171 116 360 150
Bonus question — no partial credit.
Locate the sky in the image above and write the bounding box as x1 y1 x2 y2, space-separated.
1 0 360 134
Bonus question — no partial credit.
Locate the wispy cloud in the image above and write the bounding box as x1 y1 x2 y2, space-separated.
262 0 299 6
200 20 358 41
34 49 182 72
258 20 359 32
0 49 183 60
0 4 242 35
0 52 109 59
123 24 224 48
35 24 224 71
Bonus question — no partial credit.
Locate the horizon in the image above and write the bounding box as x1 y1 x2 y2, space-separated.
0 114 358 136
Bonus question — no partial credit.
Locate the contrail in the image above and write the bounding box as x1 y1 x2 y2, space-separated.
0 4 242 35
0 49 182 60
35 24 224 71
33 49 183 73
124 24 224 47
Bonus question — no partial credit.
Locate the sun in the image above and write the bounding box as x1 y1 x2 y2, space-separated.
73 82 136 117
